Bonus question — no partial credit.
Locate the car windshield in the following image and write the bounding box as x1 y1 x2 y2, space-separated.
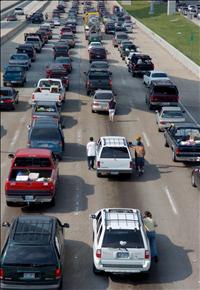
89 72 109 79
162 111 183 118
152 73 167 78
100 147 129 158
31 128 61 141
27 38 39 42
3 245 57 266
154 86 178 95
39 80 61 88
11 55 27 60
95 93 113 100
102 229 144 248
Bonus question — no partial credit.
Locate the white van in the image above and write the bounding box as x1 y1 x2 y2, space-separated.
96 136 133 177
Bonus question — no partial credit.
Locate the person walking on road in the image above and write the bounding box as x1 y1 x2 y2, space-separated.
86 137 96 170
133 136 145 175
108 98 116 122
143 211 158 263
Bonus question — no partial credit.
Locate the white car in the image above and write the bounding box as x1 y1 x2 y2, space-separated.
125 50 138 65
156 106 186 132
53 17 61 26
96 136 133 177
90 208 151 274
122 22 133 33
143 70 169 87
88 42 103 52
14 7 24 15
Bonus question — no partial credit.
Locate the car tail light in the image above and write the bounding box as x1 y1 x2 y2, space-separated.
109 80 112 87
3 99 13 103
160 121 166 124
32 115 37 119
55 268 62 279
32 94 35 101
97 161 100 168
93 101 99 105
129 161 132 168
58 95 62 101
0 268 4 280
145 250 150 259
176 148 180 154
96 249 101 259
151 96 158 101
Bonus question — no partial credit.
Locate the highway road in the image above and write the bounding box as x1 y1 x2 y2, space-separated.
0 1 200 290
0 1 20 11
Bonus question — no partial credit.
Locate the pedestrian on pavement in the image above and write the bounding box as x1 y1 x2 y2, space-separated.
45 13 48 20
143 211 158 263
86 137 96 170
108 98 116 122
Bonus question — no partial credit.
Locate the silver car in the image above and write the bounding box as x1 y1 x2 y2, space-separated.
9 54 31 70
156 106 186 132
91 90 115 113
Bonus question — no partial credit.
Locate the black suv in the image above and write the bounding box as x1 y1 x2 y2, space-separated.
84 69 112 95
16 44 36 62
0 215 69 290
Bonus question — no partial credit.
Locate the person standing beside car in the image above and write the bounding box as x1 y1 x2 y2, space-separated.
86 137 96 170
108 98 116 122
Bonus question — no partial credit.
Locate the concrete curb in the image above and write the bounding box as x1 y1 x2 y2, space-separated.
1 0 50 46
112 0 200 79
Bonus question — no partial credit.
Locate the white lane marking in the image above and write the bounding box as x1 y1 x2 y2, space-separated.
121 77 126 86
10 128 21 148
164 186 178 215
142 132 150 147
179 101 199 125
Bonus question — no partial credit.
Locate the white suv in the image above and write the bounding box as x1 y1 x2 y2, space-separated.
90 208 151 274
96 136 133 177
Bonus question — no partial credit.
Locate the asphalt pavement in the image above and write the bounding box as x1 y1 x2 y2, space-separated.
0 1 200 290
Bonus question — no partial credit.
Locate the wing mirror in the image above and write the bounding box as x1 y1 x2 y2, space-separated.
89 214 96 219
27 125 31 130
2 221 10 227
62 223 70 228
8 153 15 159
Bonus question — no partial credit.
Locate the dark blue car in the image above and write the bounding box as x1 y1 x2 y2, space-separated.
3 65 27 87
28 118 65 160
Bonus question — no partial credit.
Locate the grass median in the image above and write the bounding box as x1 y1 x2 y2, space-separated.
120 1 200 65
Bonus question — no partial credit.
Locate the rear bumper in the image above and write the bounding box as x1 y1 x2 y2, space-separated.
0 281 61 290
92 105 108 112
175 155 200 162
96 169 133 175
6 194 54 204
151 101 178 107
95 261 151 273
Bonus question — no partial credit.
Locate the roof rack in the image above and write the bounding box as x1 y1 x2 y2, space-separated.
103 137 126 147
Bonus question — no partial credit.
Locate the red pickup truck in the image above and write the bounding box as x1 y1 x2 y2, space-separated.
5 148 59 207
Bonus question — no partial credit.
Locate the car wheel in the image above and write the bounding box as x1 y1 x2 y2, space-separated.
172 151 177 162
149 103 153 110
50 195 56 207
87 90 90 96
91 109 95 113
158 127 161 132
191 174 197 187
97 172 102 178
6 201 15 207
3 82 7 86
164 139 169 147
93 263 102 275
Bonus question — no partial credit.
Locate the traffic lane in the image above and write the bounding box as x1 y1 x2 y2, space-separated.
0 11 198 290
1 1 19 11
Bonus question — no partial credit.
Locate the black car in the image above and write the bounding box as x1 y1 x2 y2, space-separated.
192 166 200 189
28 118 65 159
89 47 107 63
105 22 115 34
0 87 19 110
119 43 138 60
1 215 69 290
53 42 69 59
27 12 44 23
84 69 112 95
16 44 36 62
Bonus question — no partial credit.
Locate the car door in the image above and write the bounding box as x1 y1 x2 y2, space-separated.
144 71 150 86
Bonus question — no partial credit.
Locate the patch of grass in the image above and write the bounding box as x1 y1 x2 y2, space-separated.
120 1 200 65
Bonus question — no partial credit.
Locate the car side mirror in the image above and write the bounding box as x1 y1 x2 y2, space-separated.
61 124 65 129
2 221 10 227
27 125 31 130
8 153 15 159
62 223 70 228
155 110 158 113
89 214 96 219
128 141 133 147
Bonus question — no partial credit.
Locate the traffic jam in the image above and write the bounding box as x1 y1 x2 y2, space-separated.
0 0 200 290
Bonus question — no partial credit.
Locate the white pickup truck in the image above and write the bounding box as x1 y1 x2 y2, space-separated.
96 136 133 177
32 79 66 106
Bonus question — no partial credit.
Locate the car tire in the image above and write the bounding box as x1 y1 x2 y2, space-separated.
158 128 162 132
87 90 90 96
149 103 153 110
6 201 15 207
93 263 102 275
164 139 169 147
50 195 56 207
172 151 177 162
3 82 7 86
191 174 197 187
97 172 102 178
92 109 95 113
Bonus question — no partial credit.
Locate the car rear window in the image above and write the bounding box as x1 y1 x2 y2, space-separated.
11 55 27 60
95 92 113 100
14 157 51 167
152 73 167 78
31 128 61 141
100 147 129 158
3 245 57 266
154 86 178 95
102 229 144 248
117 34 128 39
0 89 12 96
91 63 108 69
35 105 56 112
89 72 110 80
162 111 183 118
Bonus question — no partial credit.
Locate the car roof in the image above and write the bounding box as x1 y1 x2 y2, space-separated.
151 79 175 86
150 70 167 74
15 148 52 157
11 215 56 244
100 208 141 230
100 136 127 147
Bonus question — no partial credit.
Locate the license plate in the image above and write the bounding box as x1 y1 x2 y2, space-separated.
111 171 119 175
25 195 34 201
23 272 35 279
161 102 170 105
117 252 129 259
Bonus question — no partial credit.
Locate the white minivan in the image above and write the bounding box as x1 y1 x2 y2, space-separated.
96 136 133 177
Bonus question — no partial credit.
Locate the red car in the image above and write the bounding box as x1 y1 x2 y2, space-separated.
7 14 17 21
5 148 59 207
60 27 73 34
54 56 72 73
46 63 69 89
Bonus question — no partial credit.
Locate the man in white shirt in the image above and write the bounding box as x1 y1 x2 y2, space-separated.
86 137 96 170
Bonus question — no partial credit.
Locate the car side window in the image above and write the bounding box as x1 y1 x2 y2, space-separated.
97 140 102 153
97 225 102 244
97 216 102 233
